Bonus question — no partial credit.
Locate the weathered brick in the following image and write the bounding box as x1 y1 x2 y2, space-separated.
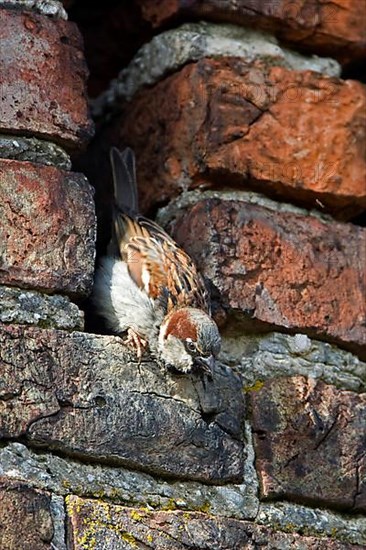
250 376 366 512
168 196 366 355
137 0 366 63
0 324 245 484
0 159 96 297
0 479 53 550
66 497 362 549
109 58 366 220
0 9 94 149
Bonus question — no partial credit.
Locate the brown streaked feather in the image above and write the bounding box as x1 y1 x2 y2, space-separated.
109 147 208 313
112 208 209 314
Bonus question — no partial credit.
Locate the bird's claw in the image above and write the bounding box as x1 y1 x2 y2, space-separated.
125 328 147 363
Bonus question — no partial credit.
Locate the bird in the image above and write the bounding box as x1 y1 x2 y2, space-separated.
92 147 221 374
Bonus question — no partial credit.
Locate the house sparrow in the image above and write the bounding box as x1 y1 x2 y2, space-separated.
92 147 221 374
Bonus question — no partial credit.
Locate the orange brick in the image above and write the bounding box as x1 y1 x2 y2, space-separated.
109 58 366 219
0 9 94 149
170 197 366 354
137 0 366 63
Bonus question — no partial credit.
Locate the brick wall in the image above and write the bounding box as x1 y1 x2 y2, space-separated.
0 1 365 549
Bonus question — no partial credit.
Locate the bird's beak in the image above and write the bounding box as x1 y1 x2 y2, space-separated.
194 355 215 375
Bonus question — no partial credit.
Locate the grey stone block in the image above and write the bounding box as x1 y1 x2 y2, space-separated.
0 286 84 330
0 324 245 484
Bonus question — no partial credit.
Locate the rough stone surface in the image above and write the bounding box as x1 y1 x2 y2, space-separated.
257 502 366 547
0 0 67 19
93 22 340 116
0 9 93 150
0 436 258 520
1 445 365 548
67 497 362 549
0 159 96 297
221 331 366 393
137 0 366 63
0 285 84 330
107 57 366 219
0 324 245 484
50 494 67 550
0 134 72 170
251 376 366 512
165 196 366 356
157 188 335 226
0 479 54 549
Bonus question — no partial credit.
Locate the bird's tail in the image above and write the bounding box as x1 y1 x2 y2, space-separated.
110 147 139 214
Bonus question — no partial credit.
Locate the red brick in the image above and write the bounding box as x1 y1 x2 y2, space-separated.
0 479 53 550
0 159 96 297
110 58 366 220
0 9 94 150
250 376 366 512
137 0 366 63
169 197 366 355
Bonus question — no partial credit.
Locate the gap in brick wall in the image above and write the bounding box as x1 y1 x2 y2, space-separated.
350 211 366 227
67 0 152 98
341 60 366 84
222 311 366 363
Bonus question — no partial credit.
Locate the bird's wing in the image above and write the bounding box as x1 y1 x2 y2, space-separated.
113 210 210 314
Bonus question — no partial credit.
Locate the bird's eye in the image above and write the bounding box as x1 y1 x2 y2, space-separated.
185 339 197 353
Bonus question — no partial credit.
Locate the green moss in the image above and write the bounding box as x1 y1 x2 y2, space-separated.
161 498 178 511
140 506 154 514
77 530 97 550
76 514 138 548
199 501 211 514
243 380 264 393
121 532 137 546
66 495 82 514
130 510 144 522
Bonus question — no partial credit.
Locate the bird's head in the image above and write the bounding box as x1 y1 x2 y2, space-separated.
158 307 221 374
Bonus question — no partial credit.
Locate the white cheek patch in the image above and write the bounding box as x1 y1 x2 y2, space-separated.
160 334 194 373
